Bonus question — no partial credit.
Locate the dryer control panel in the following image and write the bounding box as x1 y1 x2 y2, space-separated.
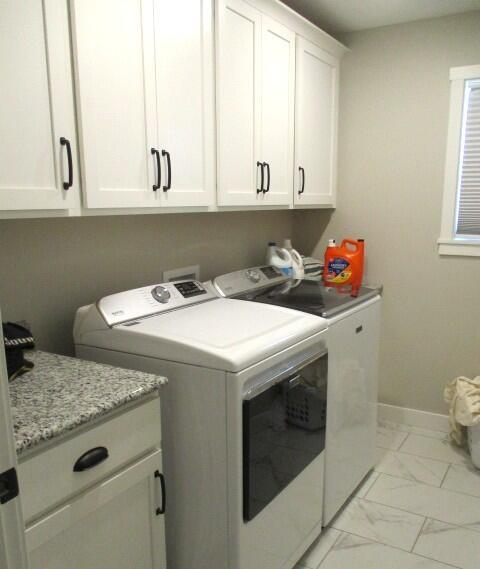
98 280 216 327
212 266 288 297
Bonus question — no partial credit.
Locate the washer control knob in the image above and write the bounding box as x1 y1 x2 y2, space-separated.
245 269 261 283
151 285 171 304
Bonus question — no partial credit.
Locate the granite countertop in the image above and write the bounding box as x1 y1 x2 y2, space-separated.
9 351 167 456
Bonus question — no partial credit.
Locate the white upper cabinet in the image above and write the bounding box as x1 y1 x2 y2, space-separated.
216 0 295 207
154 0 215 207
294 37 339 207
0 0 343 216
216 0 262 206
71 0 215 210
71 0 158 209
260 16 295 206
0 0 79 211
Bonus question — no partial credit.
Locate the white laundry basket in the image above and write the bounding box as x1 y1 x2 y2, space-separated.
467 425 480 469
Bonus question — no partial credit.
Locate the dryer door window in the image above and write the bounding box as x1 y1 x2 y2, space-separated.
243 352 328 521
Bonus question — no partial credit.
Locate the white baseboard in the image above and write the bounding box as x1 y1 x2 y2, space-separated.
378 403 450 433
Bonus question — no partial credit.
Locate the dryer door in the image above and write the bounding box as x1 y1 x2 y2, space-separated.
243 351 328 521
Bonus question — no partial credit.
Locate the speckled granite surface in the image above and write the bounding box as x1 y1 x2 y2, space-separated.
9 351 167 456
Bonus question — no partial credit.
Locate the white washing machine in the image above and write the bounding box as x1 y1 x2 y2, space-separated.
211 266 382 526
73 279 329 569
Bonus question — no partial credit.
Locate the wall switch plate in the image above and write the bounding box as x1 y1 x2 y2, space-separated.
163 265 200 283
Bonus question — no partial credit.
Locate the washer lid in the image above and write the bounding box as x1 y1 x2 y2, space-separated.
233 280 381 318
81 298 327 372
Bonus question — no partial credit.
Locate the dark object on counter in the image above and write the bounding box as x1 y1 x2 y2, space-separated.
3 322 35 381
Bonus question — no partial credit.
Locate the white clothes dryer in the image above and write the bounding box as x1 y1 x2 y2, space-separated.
74 279 329 569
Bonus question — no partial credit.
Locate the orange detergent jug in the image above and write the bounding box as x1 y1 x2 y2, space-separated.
323 238 365 294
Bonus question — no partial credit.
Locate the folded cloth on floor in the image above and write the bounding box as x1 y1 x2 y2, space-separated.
444 376 480 445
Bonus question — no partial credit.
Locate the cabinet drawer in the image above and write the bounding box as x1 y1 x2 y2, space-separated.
19 397 161 523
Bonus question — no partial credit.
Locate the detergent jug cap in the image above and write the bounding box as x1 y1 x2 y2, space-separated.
358 238 365 242
327 239 336 247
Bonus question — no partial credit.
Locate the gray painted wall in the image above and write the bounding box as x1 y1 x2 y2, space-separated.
294 11 480 415
0 211 293 355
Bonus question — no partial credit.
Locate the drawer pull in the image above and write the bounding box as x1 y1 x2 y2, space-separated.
155 470 166 515
73 447 109 472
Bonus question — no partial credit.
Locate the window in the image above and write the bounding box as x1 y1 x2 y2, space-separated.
439 65 480 256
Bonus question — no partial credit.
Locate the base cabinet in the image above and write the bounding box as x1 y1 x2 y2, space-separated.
26 450 166 569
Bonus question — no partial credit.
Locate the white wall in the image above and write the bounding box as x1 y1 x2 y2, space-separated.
0 211 293 355
294 11 480 415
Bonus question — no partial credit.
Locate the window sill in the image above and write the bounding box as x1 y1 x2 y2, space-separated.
438 238 480 257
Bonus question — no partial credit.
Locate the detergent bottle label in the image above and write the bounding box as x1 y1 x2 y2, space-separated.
326 257 352 284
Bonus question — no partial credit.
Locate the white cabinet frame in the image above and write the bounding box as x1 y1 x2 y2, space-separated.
0 307 29 569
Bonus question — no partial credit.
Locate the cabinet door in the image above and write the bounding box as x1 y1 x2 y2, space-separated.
294 37 339 207
0 0 78 211
26 451 166 569
260 16 295 206
216 0 262 206
154 0 215 207
71 0 159 209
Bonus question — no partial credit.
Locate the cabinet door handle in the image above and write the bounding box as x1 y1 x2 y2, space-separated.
263 162 270 193
151 148 161 191
162 150 171 191
154 470 166 515
298 166 305 194
73 447 109 472
60 137 73 190
256 161 264 194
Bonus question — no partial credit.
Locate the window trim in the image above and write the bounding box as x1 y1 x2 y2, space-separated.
438 64 480 257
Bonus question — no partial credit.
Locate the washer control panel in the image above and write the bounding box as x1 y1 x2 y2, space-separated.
98 280 215 327
174 281 206 298
213 266 288 297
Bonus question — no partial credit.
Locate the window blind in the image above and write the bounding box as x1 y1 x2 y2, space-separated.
456 79 480 236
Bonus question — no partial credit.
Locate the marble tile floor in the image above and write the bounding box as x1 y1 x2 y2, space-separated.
296 420 480 569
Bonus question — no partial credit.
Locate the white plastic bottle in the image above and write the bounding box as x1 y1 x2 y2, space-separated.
266 242 293 277
283 239 305 279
